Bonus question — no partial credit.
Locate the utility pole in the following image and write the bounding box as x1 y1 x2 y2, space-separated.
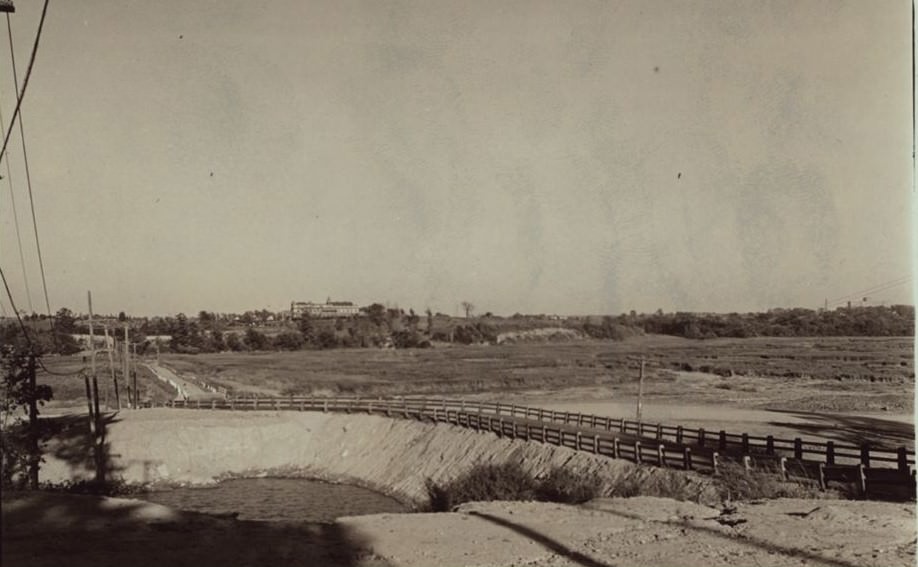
123 324 130 408
131 342 138 407
86 291 97 434
27 353 38 489
104 326 119 410
636 356 645 426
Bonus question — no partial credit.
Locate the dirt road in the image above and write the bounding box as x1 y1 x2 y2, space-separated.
143 363 224 402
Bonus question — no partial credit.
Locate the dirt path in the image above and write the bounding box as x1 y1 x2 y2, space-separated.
143 363 224 402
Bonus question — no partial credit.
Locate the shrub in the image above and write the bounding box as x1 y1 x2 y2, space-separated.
535 467 605 504
426 462 538 511
426 463 605 511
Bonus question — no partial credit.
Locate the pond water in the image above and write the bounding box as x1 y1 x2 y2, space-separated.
140 478 408 522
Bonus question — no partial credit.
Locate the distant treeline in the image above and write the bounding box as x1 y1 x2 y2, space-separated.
623 305 914 339
2 304 912 356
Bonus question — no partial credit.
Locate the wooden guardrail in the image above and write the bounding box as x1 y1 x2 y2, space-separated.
142 396 916 500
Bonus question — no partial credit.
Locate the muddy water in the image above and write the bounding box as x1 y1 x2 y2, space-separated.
140 478 408 522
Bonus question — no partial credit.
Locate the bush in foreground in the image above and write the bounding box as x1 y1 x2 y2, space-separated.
426 463 603 511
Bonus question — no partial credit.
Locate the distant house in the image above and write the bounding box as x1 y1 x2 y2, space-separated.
291 299 360 319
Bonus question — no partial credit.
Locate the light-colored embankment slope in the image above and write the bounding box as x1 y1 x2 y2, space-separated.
41 409 708 506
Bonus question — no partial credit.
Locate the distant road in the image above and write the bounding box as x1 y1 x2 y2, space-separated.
143 363 225 402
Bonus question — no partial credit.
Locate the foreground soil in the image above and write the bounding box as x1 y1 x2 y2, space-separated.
2 492 914 567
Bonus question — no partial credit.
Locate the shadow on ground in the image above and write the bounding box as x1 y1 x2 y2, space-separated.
468 510 615 567
767 410 915 451
1 491 389 567
586 501 872 567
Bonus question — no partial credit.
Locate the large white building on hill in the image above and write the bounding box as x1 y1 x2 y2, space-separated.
290 299 360 319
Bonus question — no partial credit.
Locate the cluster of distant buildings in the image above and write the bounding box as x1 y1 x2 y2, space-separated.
290 299 360 319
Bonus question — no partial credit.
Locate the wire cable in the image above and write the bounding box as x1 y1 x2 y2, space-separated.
0 0 49 165
0 101 33 312
828 276 913 306
6 12 52 325
0 261 35 352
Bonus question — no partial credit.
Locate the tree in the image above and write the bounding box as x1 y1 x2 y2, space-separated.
273 330 305 351
461 302 475 319
1 345 52 489
298 313 315 344
54 307 77 334
243 328 268 351
118 311 127 322
225 332 244 352
425 308 433 335
366 303 387 327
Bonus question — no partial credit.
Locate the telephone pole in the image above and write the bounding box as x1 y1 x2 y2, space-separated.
636 356 645 425
86 291 97 434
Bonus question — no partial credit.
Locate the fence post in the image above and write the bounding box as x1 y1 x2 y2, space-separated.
826 441 835 465
742 455 752 472
253 397 258 411
711 452 719 475
634 441 642 464
794 438 803 460
897 447 909 472
856 464 867 497
211 399 216 410
860 444 870 467
766 435 774 455
817 463 826 490
657 444 665 467
683 446 692 470
496 402 501 416
542 425 547 443
593 434 599 454
698 428 705 448
230 398 235 410
576 432 582 450
591 414 596 428
656 424 662 440
718 430 727 451
274 399 280 411
741 433 749 454
676 426 683 445
323 399 328 413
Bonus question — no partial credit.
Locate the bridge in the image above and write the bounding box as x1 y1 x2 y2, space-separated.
142 396 916 500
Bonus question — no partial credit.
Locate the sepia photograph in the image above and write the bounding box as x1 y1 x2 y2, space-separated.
1 1 914 566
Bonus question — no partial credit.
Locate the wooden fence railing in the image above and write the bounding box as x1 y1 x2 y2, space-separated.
142 396 916 500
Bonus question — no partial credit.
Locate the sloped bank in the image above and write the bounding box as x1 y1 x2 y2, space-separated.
40 409 715 507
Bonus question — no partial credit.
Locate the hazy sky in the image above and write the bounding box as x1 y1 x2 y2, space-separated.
0 0 913 316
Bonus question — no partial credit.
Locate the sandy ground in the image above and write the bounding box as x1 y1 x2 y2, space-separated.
3 492 914 567
9 407 915 567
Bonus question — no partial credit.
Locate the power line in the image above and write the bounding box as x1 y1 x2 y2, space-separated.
0 100 33 312
6 12 51 324
828 276 913 306
0 0 49 165
0 261 35 352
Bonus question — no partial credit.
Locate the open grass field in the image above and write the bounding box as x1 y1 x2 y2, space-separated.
146 336 913 412
36 335 913 416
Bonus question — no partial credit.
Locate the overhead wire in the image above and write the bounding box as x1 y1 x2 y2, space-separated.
0 99 33 312
5 11 52 326
827 276 913 306
0 0 48 165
